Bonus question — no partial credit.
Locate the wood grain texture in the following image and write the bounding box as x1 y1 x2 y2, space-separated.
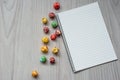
0 0 120 80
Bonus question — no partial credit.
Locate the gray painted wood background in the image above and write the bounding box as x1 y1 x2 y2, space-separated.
0 0 120 80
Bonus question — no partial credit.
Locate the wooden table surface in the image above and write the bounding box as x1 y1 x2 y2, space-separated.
0 0 120 80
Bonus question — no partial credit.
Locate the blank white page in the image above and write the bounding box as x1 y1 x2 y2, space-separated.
57 2 117 72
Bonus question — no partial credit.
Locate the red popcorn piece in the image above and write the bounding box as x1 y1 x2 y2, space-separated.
50 34 57 40
53 2 60 10
55 30 61 36
50 57 55 64
49 12 55 19
43 26 49 34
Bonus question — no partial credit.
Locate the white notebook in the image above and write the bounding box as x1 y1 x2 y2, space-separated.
57 2 117 72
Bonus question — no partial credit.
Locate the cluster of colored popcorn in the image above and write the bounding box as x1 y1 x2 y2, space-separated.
32 2 61 78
